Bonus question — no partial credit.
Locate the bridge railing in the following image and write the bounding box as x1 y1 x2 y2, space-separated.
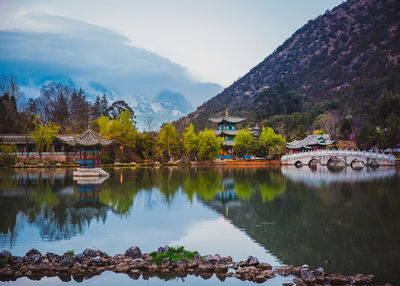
281 149 396 161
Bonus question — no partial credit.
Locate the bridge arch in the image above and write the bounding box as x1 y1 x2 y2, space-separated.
327 156 346 166
350 159 366 169
370 160 380 168
294 161 303 168
308 158 321 167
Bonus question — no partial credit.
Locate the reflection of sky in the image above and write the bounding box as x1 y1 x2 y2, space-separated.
4 188 278 266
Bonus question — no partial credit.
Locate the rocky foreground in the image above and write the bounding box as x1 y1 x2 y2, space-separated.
0 246 378 285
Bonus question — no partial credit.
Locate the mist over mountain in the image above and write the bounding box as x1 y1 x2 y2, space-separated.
0 14 222 130
175 0 400 134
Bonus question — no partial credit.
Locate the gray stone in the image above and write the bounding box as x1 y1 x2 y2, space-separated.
83 249 97 258
25 249 42 257
60 258 73 267
124 246 142 259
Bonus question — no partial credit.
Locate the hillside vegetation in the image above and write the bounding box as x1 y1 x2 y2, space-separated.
174 0 400 141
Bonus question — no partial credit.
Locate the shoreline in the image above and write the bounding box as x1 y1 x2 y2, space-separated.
0 246 381 285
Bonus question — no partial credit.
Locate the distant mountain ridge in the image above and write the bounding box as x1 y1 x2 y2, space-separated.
174 0 400 133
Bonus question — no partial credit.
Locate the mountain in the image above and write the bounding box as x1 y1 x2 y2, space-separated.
0 15 222 130
174 0 400 134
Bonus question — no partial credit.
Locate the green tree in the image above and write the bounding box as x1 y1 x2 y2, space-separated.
197 129 221 161
97 110 137 148
248 138 268 158
233 143 247 158
0 144 17 166
295 124 307 139
384 113 400 148
30 122 60 160
234 128 253 148
183 124 199 160
157 123 180 161
313 129 325 135
259 126 286 158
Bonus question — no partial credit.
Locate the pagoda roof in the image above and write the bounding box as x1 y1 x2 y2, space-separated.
286 135 335 149
209 116 246 124
222 141 235 147
75 130 112 146
214 130 239 136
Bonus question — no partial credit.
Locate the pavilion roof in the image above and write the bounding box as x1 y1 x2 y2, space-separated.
286 135 335 149
208 116 246 124
75 130 112 146
214 130 239 136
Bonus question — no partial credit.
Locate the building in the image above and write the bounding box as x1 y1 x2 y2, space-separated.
209 109 245 159
286 134 335 153
0 129 111 163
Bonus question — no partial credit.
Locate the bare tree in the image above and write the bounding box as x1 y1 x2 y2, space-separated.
316 111 340 138
143 113 156 132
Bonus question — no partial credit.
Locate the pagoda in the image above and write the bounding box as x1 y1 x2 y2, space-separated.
72 129 112 179
286 134 335 153
209 109 245 159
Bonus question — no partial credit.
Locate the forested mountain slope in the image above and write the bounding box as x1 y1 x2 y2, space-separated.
175 0 400 136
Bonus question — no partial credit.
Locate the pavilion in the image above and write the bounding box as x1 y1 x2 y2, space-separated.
286 134 335 153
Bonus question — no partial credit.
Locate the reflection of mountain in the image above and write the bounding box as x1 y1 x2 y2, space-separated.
205 171 400 283
281 166 397 187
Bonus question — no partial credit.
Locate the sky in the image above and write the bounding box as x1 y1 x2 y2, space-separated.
0 0 344 87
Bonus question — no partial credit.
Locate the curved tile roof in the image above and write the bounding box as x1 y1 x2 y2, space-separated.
286 135 335 149
209 116 246 124
75 130 112 146
213 130 239 136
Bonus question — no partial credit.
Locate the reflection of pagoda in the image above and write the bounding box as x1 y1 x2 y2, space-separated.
216 178 237 203
209 109 245 159
75 177 107 206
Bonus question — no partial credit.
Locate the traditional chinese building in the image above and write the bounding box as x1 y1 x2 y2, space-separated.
73 129 112 178
286 134 335 153
209 110 246 159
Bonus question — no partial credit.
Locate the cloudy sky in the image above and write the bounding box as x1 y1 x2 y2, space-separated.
1 0 343 87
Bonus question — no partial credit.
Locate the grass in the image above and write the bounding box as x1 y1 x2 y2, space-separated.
65 250 75 259
0 256 8 268
149 246 197 265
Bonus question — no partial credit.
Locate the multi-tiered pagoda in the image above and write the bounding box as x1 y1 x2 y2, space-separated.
209 109 245 159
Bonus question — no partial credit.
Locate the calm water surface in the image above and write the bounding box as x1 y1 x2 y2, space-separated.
0 166 399 285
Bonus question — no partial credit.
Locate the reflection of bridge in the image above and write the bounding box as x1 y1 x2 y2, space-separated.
281 165 397 187
281 149 396 167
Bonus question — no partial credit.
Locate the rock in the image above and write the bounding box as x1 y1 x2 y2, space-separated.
257 263 272 270
246 256 259 266
254 275 267 283
263 270 275 278
293 277 307 286
291 266 302 275
156 245 169 255
205 255 219 264
301 264 310 270
215 263 228 273
301 269 316 283
74 253 84 264
329 273 349 284
115 263 130 273
161 258 170 268
349 273 366 285
90 256 105 266
60 258 73 268
147 263 157 272
176 259 188 269
197 259 215 272
187 260 198 269
277 266 293 276
365 274 375 282
26 249 42 257
83 249 97 258
31 254 42 265
45 252 61 262
312 267 325 282
225 256 233 263
124 246 142 259
283 283 293 286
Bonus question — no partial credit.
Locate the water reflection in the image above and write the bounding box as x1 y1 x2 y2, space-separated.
0 166 399 283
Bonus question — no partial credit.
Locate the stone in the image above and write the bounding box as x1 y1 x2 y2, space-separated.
291 266 302 275
301 269 316 283
263 270 275 279
187 260 198 269
283 283 293 286
214 263 228 273
60 258 73 268
277 266 293 276
349 273 365 285
254 275 267 283
124 246 142 259
257 263 272 270
313 267 325 282
225 256 233 263
161 258 170 268
176 259 188 269
197 259 215 272
83 249 97 258
31 254 42 265
26 249 42 257
246 256 259 266
330 273 349 284
205 255 219 264
156 245 169 255
74 253 84 264
293 277 307 286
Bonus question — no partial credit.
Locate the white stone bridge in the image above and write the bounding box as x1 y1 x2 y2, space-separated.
281 149 396 167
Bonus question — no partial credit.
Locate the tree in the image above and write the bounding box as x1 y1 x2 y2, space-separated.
313 129 325 135
143 114 156 133
97 110 137 148
30 122 60 161
259 127 286 158
384 113 400 148
197 129 221 161
100 93 108 116
234 128 253 148
315 111 340 139
23 114 40 159
339 118 353 140
295 124 306 139
157 123 180 161
248 138 268 158
91 95 102 120
183 124 199 160
106 100 136 124
233 144 247 158
0 144 17 166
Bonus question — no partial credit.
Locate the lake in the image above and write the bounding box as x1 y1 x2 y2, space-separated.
0 166 399 285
